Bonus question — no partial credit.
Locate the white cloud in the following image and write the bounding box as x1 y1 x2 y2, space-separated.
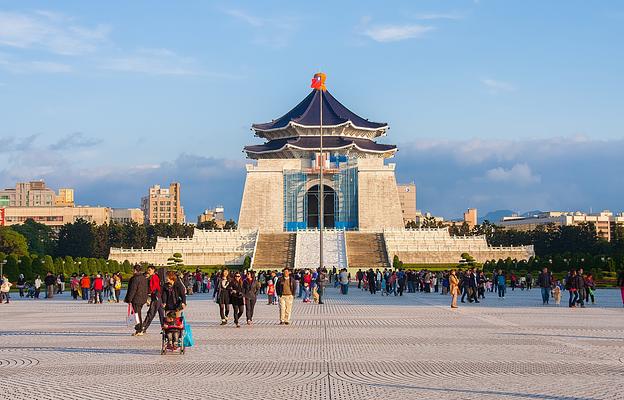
413 12 464 20
0 10 110 55
481 78 515 93
363 24 434 42
485 163 541 184
100 48 202 76
222 8 299 48
0 53 72 73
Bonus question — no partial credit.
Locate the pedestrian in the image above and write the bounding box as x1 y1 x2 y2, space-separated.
161 271 187 315
339 268 349 295
315 267 326 304
142 265 164 334
243 270 260 325
537 267 552 305
229 271 245 328
276 267 296 325
113 273 122 303
367 269 376 295
44 271 56 299
449 269 460 308
34 275 41 299
1 275 11 303
80 273 90 301
584 273 596 304
218 269 231 325
575 268 586 308
92 274 104 304
16 274 26 298
124 265 149 336
566 269 579 308
617 269 624 308
497 270 506 299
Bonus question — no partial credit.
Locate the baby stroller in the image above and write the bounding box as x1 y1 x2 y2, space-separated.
160 313 186 355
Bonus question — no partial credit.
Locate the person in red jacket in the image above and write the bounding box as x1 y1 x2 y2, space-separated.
93 274 104 304
80 274 91 301
142 265 164 334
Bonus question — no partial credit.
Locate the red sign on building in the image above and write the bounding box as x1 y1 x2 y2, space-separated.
0 208 4 226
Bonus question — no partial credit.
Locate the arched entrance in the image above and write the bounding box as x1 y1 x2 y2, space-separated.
306 184 335 229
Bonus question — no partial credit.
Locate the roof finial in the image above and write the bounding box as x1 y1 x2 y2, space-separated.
311 72 327 91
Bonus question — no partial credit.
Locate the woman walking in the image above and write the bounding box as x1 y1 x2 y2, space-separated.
243 271 260 325
217 269 231 325
229 272 245 328
449 269 460 309
162 271 187 315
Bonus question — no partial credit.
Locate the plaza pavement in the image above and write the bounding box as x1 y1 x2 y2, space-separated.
1 286 623 400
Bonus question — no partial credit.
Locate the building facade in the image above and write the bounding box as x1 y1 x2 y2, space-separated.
238 89 404 232
198 206 226 228
500 210 624 242
0 181 74 207
463 208 478 228
141 183 185 225
2 206 110 228
397 183 417 225
111 208 145 224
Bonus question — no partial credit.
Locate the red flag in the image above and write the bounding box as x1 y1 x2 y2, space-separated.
310 72 327 91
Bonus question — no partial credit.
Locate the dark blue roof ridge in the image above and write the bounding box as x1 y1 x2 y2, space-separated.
252 90 388 131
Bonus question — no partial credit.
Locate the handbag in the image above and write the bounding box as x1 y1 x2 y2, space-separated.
183 316 194 347
126 304 139 326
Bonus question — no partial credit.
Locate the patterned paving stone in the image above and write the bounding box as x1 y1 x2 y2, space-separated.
1 287 623 399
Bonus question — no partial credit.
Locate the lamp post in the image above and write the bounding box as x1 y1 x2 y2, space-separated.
0 259 6 280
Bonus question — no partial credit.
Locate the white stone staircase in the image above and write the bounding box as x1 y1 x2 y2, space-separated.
294 229 347 270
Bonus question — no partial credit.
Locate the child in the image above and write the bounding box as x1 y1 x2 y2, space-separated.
553 285 562 306
267 280 275 305
162 311 184 350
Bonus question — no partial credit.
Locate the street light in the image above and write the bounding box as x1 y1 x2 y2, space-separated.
0 259 6 280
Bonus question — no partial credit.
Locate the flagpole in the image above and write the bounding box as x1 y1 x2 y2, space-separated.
319 88 324 272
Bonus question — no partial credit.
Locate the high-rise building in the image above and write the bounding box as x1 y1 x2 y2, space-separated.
141 183 185 224
463 208 478 228
397 183 417 225
0 181 74 207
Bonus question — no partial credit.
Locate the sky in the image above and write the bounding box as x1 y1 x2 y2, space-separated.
0 0 623 221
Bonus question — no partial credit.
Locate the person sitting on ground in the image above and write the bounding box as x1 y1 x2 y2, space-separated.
162 311 184 350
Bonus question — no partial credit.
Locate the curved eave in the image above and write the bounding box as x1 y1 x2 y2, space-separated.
252 120 388 133
244 142 397 155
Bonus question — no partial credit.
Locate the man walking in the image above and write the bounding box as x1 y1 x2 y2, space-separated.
124 265 149 336
316 267 326 304
276 267 296 325
142 265 164 333
537 267 552 305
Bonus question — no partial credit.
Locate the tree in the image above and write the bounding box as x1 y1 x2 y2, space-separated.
12 219 55 256
56 219 95 258
0 227 29 256
460 252 476 267
243 255 251 270
392 254 401 269
224 219 238 230
122 260 132 274
5 254 19 281
167 252 184 270
197 220 220 230
19 254 33 280
31 255 44 278
42 255 54 274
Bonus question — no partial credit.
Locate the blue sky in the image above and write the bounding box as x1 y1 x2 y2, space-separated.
1 1 623 221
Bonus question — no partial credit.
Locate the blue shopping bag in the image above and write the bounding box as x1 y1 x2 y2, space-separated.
183 321 194 347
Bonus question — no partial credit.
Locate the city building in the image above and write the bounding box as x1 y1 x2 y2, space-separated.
111 208 145 224
197 206 226 228
2 206 110 229
0 181 74 207
140 183 185 225
397 183 417 225
111 83 533 268
463 208 478 228
500 210 624 242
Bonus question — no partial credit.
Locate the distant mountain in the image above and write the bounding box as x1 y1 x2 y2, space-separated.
479 210 515 224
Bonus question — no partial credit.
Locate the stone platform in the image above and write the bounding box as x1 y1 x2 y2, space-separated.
1 287 623 399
